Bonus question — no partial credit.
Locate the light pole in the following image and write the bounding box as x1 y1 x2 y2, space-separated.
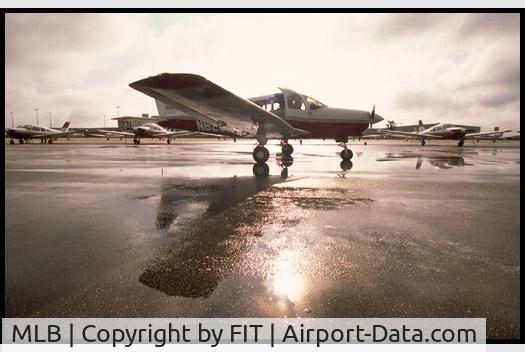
116 106 120 117
10 112 14 128
34 108 39 125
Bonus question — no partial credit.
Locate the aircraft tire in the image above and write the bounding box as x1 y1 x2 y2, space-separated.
340 159 353 171
421 140 426 146
458 140 464 147
48 139 53 144
253 162 270 177
281 143 294 155
9 140 14 144
253 146 270 163
167 139 171 144
340 148 353 160
19 139 24 144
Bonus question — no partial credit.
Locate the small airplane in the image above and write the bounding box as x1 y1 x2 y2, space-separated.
128 73 384 176
5 121 79 144
91 122 215 144
380 120 511 146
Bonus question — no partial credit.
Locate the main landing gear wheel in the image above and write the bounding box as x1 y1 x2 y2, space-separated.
457 140 464 147
167 139 171 144
421 139 426 146
340 148 353 160
48 139 53 144
9 140 14 144
253 163 270 177
281 143 293 155
133 138 141 145
19 139 24 144
253 146 270 163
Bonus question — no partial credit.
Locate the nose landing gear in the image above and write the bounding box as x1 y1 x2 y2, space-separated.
281 142 293 156
457 139 464 147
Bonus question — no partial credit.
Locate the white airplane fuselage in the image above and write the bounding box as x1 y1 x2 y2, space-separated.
5 123 69 140
133 123 169 138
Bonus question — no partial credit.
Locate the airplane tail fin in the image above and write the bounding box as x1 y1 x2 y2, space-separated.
61 121 70 132
417 120 424 133
155 99 168 117
155 99 184 117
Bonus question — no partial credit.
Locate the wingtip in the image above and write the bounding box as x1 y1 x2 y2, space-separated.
129 73 207 90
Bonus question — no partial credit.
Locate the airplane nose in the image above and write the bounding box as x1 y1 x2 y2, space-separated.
373 113 384 124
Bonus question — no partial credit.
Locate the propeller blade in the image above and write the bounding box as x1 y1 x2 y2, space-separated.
369 105 376 129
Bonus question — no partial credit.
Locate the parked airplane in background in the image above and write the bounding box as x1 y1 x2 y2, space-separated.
129 73 384 176
5 121 79 144
92 122 216 144
380 120 511 146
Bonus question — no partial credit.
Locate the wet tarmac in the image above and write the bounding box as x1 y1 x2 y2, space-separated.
4 139 520 339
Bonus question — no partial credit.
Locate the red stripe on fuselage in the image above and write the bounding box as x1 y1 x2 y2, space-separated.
159 118 368 139
287 119 369 139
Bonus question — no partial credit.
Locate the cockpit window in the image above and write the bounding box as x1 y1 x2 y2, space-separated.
287 93 305 110
306 96 326 110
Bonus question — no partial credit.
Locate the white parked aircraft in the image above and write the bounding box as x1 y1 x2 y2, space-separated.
128 73 384 176
381 120 511 146
92 122 212 144
5 121 79 144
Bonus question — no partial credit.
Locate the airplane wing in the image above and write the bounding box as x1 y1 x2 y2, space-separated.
33 130 86 139
91 129 135 137
129 73 309 139
380 130 443 139
152 131 223 138
464 130 512 139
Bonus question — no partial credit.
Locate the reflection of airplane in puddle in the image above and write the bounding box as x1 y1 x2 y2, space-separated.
377 152 473 169
129 73 384 176
381 120 511 147
139 176 288 297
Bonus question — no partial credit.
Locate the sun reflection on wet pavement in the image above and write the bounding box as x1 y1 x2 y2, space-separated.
5 140 520 338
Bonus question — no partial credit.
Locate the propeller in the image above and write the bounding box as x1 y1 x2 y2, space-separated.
369 105 376 129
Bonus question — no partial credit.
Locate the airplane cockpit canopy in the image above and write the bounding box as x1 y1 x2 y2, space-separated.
251 91 326 113
305 96 326 110
142 123 159 129
17 124 47 131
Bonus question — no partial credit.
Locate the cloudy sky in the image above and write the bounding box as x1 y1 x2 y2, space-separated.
5 13 520 130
